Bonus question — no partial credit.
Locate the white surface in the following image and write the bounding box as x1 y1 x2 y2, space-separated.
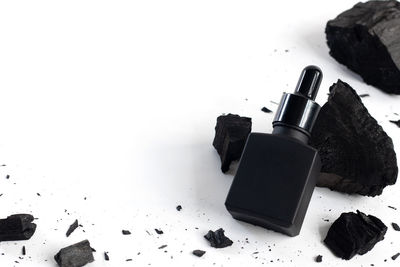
0 1 400 266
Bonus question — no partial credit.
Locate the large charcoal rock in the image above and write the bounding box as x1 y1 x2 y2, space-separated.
310 80 398 196
213 114 252 173
54 240 94 267
324 210 387 260
326 0 400 94
0 214 36 242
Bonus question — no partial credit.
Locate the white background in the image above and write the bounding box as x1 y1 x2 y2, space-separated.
1 1 400 266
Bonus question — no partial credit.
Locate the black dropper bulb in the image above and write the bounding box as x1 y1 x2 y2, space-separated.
272 66 322 143
294 65 322 100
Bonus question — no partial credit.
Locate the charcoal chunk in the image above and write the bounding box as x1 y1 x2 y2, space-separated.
261 107 272 113
204 228 233 248
392 222 400 231
193 250 206 257
122 230 131 235
213 114 252 173
154 228 163 235
315 255 323 262
390 120 400 128
392 253 400 260
310 80 398 196
326 1 400 94
0 214 36 242
66 220 78 237
104 252 109 261
54 240 94 267
324 210 387 260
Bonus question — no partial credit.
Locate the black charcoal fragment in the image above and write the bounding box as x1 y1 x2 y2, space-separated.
390 120 400 128
158 245 167 249
66 220 79 237
324 210 387 260
122 230 131 235
54 240 94 267
326 1 400 94
261 107 272 113
104 252 109 261
310 80 398 196
388 205 397 210
359 94 370 98
5 175 9 179
22 246 26 256
204 228 233 248
193 250 206 257
0 214 36 241
392 223 400 231
315 255 322 262
213 114 252 173
155 228 163 235
392 253 400 260
176 205 182 211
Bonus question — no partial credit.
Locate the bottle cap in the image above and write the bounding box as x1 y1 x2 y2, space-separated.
273 66 322 136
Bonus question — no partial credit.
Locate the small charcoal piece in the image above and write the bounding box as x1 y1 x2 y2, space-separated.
392 223 400 231
310 80 398 196
213 114 252 173
388 206 397 210
261 107 272 113
158 245 167 249
392 253 400 260
193 250 206 257
104 252 109 261
66 220 79 237
204 228 233 248
326 1 400 94
324 210 387 260
155 228 163 235
54 240 94 267
0 214 36 241
5 175 9 179
122 230 131 235
390 120 400 128
359 94 370 98
22 246 26 256
315 255 322 263
176 205 182 211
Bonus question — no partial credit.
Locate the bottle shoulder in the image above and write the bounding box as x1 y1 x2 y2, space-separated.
248 132 318 153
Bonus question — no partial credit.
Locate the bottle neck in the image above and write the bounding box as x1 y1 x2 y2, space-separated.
272 125 309 144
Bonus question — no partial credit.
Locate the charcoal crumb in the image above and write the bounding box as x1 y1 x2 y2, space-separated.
193 250 206 257
158 245 167 249
204 228 233 248
155 229 164 235
176 205 182 211
36 193 41 196
388 206 397 210
122 230 131 235
66 219 79 237
104 252 109 261
392 253 400 260
390 120 400 128
22 246 26 256
392 223 400 231
315 255 322 262
359 94 370 98
5 175 9 179
126 259 132 261
261 107 272 113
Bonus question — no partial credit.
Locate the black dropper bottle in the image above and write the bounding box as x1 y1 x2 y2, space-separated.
225 66 323 237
